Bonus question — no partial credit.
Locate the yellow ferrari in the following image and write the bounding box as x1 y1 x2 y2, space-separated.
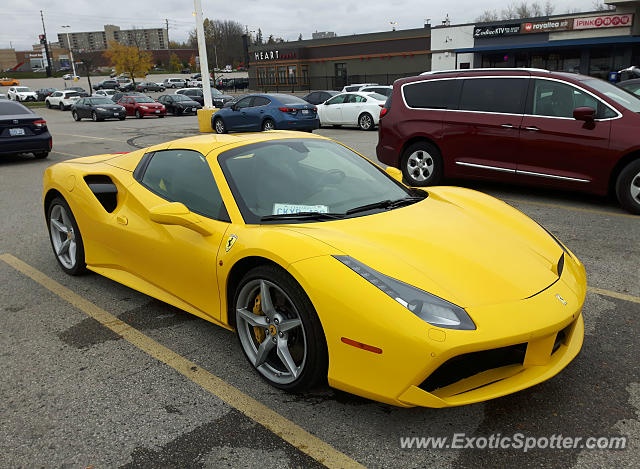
43 131 586 407
0 77 20 86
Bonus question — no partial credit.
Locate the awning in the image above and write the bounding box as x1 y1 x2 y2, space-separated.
456 35 640 53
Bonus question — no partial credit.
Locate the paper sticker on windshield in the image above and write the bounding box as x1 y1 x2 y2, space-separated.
272 203 329 215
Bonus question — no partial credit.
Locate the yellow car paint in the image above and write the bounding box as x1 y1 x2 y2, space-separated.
43 131 586 407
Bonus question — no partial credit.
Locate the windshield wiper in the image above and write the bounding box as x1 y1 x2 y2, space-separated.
260 211 345 222
345 197 424 215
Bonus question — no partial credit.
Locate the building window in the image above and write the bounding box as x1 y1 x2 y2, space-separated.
287 65 297 84
267 67 276 85
277 66 287 84
301 65 309 84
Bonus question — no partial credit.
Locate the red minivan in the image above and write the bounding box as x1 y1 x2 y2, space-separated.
376 68 640 214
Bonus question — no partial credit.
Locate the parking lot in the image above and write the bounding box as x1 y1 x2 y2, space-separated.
1 104 639 468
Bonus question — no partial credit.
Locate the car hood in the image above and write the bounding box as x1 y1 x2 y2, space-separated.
284 188 563 308
17 91 37 95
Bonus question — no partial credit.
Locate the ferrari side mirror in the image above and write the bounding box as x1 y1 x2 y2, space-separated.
149 202 212 236
385 166 404 183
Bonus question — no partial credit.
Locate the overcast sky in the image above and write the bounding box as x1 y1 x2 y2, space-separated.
2 0 605 50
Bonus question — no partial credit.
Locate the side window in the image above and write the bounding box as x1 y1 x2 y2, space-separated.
326 95 347 105
353 95 367 103
530 79 614 119
459 78 526 114
235 97 253 109
140 149 229 222
253 96 270 107
403 79 458 109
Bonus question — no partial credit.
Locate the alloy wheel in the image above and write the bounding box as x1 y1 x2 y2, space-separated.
407 150 434 183
49 204 77 270
359 113 372 130
262 120 275 131
631 170 640 203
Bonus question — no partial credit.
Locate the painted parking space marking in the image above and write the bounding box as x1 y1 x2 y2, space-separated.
504 198 639 219
0 253 365 469
587 286 640 304
52 150 85 158
56 133 128 143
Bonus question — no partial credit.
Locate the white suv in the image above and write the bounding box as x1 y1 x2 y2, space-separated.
8 86 38 102
341 83 378 92
163 78 187 89
45 90 81 110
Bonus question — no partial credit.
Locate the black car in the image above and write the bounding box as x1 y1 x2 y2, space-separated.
71 97 126 121
181 68 191 74
66 86 89 97
136 82 165 92
0 100 52 159
93 79 119 90
157 94 202 115
176 87 233 107
302 90 340 105
36 88 57 101
111 91 146 103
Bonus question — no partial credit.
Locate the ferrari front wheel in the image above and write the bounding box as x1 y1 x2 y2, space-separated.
47 197 86 275
234 265 328 391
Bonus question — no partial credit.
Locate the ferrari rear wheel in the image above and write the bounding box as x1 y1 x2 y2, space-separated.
234 265 328 391
47 197 86 275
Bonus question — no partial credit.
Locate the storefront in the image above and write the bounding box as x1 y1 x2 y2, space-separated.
247 28 431 91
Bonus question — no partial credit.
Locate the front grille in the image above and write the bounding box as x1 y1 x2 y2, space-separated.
419 343 527 393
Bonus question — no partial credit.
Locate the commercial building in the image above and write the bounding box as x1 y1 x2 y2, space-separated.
0 48 17 71
57 24 168 51
248 27 431 91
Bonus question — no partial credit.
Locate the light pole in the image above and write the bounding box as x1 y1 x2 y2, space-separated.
61 25 77 78
193 0 215 132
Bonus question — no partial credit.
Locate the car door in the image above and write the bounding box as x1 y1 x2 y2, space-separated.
49 91 61 106
321 94 347 124
341 94 367 125
440 77 526 182
75 98 85 117
111 149 230 319
517 78 614 189
225 96 254 131
248 96 270 130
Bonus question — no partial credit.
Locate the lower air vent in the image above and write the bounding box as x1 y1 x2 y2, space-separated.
419 343 527 393
84 175 118 213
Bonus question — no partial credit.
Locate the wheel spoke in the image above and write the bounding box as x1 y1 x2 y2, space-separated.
260 280 276 318
50 218 67 234
60 208 72 231
278 318 302 332
277 337 299 379
237 307 268 328
57 238 71 256
254 337 275 367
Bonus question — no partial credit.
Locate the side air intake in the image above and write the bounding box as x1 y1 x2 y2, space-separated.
83 175 118 213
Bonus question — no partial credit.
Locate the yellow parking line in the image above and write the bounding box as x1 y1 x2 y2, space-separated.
587 286 640 304
0 253 364 469
56 133 127 143
503 198 639 219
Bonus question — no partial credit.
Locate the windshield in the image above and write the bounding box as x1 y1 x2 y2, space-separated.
210 88 222 95
583 78 640 112
173 95 191 101
275 95 307 105
16 87 30 92
89 98 113 104
66 92 80 97
0 101 33 115
135 97 155 103
219 139 412 224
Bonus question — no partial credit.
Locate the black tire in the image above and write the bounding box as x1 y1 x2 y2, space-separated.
135 109 142 119
234 265 328 392
118 116 126 121
400 141 443 187
72 110 80 121
615 159 640 214
331 124 341 128
158 114 164 118
358 112 374 131
46 100 51 109
34 151 49 159
214 117 227 134
91 111 100 122
262 118 275 131
46 196 87 276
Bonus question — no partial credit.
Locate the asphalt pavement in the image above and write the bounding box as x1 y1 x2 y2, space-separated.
0 100 638 468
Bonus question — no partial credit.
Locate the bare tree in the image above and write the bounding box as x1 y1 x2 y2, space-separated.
189 19 245 69
544 1 554 15
501 4 518 19
592 1 615 11
477 9 500 22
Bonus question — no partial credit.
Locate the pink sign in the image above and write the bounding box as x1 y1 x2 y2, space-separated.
573 14 633 30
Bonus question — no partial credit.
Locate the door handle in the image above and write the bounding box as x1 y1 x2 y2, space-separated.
500 124 515 128
523 126 540 131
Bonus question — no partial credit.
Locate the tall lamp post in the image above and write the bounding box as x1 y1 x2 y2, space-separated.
193 0 212 109
61 25 77 78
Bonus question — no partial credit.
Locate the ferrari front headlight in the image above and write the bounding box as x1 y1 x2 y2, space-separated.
334 256 476 330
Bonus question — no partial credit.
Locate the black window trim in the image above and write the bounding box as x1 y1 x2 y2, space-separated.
133 149 231 223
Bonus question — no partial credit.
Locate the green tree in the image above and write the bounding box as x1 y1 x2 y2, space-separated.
169 53 181 72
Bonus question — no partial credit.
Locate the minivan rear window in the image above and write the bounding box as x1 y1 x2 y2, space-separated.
459 78 526 114
403 80 458 109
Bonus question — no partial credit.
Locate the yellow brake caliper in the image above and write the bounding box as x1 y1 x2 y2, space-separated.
253 293 266 344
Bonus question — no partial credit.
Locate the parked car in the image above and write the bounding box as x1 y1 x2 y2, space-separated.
110 91 146 103
163 78 187 89
0 77 20 86
36 88 57 101
116 78 135 91
71 96 127 121
341 83 378 92
93 89 117 98
316 92 386 130
7 86 38 102
66 86 89 97
62 74 80 80
180 68 191 74
93 79 119 90
211 93 318 133
359 85 392 97
215 77 249 90
187 78 202 88
176 87 232 108
222 95 246 108
45 90 82 110
377 68 640 214
0 100 51 158
157 94 202 115
302 90 340 105
117 95 166 118
135 82 165 92
617 78 640 96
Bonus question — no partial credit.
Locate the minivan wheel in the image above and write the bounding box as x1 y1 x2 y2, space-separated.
615 159 640 214
401 141 443 187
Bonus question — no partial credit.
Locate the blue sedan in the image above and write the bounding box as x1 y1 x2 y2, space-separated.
211 94 319 133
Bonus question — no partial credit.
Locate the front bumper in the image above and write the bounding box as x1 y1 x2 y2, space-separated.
18 95 37 102
140 109 166 116
96 109 126 119
290 254 586 408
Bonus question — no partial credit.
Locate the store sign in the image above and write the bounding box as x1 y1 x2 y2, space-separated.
253 50 297 61
473 23 520 38
573 14 633 30
521 19 572 33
